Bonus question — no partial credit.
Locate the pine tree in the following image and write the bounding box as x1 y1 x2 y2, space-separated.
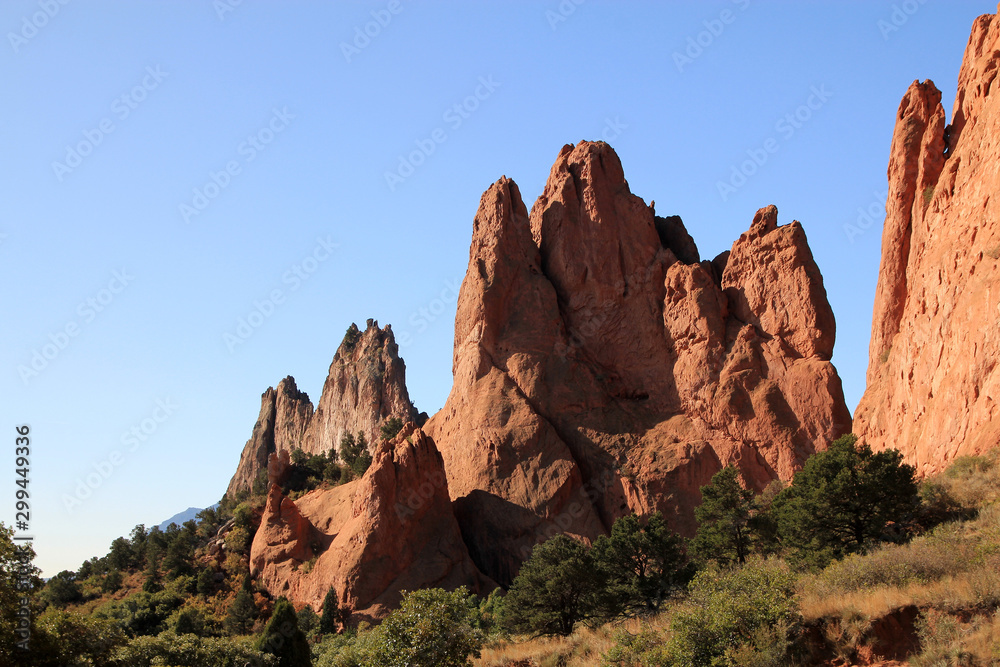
196 566 215 596
591 512 692 615
256 597 311 666
142 556 162 594
501 535 602 636
225 587 259 635
689 465 756 566
320 586 343 634
773 434 919 567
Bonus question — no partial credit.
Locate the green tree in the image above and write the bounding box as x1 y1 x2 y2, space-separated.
0 522 41 662
42 570 83 606
102 569 124 594
340 431 373 477
225 587 259 635
320 586 344 634
362 587 484 667
108 536 134 571
142 558 163 594
256 597 312 667
163 531 194 579
690 465 755 566
380 416 404 441
591 512 693 616
501 534 602 636
297 604 319 637
31 607 128 665
196 566 215 596
129 524 148 567
171 606 207 636
773 434 919 568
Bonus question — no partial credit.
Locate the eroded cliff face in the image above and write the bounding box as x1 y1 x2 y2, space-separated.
226 321 417 497
424 141 851 585
301 320 418 456
855 8 1000 475
249 424 493 622
226 377 313 499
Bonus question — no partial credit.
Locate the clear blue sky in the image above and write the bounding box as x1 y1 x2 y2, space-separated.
2 0 990 576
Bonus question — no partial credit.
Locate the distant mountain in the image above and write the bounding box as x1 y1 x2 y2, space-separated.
157 505 217 531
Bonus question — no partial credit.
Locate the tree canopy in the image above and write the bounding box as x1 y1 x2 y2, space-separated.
773 434 919 567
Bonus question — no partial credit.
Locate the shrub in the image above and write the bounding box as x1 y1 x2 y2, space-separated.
109 631 276 667
30 608 128 665
911 609 975 667
94 589 185 637
601 627 669 666
360 587 484 666
664 558 802 666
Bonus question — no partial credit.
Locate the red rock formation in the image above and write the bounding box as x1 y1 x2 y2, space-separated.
249 423 493 621
855 8 1000 475
425 141 851 585
300 319 418 456
226 321 417 497
238 141 851 607
226 377 313 498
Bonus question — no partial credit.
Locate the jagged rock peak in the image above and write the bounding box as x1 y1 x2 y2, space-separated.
425 140 850 586
300 318 418 456
225 376 314 498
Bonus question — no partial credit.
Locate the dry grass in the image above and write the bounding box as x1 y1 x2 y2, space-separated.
475 616 671 667
482 454 1000 666
797 452 1000 663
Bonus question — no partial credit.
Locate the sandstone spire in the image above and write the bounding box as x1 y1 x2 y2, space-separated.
855 8 1000 474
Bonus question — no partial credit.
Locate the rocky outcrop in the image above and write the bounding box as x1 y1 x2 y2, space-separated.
425 141 851 585
235 140 850 608
226 377 313 498
855 8 1000 475
300 320 418 456
249 423 493 622
226 321 418 497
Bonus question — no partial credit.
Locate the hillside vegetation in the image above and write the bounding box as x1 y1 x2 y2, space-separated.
4 440 999 666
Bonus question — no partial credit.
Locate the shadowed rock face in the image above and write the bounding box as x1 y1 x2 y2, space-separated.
424 140 851 586
855 8 1000 475
225 321 416 497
